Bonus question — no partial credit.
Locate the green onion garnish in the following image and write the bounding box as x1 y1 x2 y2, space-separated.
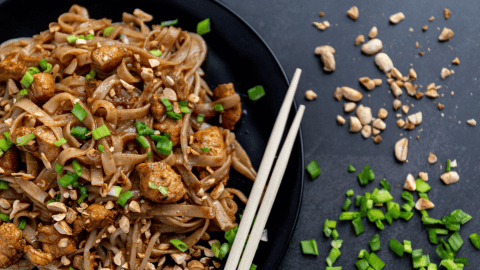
77 194 88 204
160 19 178 26
247 85 266 101
39 58 49 71
66 35 78 43
348 164 356 172
72 160 82 177
326 247 341 266
416 179 431 193
170 239 188 252
103 26 115 37
135 122 154 136
156 136 173 156
16 134 35 146
214 104 224 112
197 18 211 35
224 226 238 244
369 234 381 252
448 232 463 252
380 178 391 191
306 160 321 179
57 171 79 188
389 238 404 257
17 89 28 100
91 125 111 140
166 111 182 120
27 67 40 75
86 69 96 80
0 180 9 190
18 217 27 230
197 114 205 123
346 190 354 197
358 165 375 186
54 138 67 147
219 242 230 260
0 213 10 222
117 191 134 207
250 264 257 270
446 159 451 172
70 126 91 140
71 103 88 121
20 72 34 88
78 35 84 40
147 151 152 161
211 242 221 258
136 135 150 149
352 217 364 236
300 239 319 256
149 49 162 57
148 182 169 195
160 98 173 111
470 234 480 249
86 34 94 40
98 144 104 153
201 147 209 151
55 164 64 174
0 139 11 152
180 106 190 114
44 63 53 73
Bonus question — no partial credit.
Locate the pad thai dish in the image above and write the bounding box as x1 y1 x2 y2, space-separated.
0 5 257 270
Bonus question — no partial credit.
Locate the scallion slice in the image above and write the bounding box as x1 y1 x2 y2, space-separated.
27 67 40 75
117 191 134 207
389 238 404 257
71 126 91 139
55 164 64 174
149 49 162 57
300 239 319 256
107 186 122 197
86 34 94 40
66 35 78 43
103 26 115 37
136 136 150 149
44 63 53 73
20 72 34 88
197 114 205 123
54 138 67 147
71 103 88 121
160 19 178 26
214 104 224 112
86 69 96 80
135 122 154 136
166 111 182 120
446 159 451 172
39 58 49 71
197 18 211 35
92 125 111 140
306 160 321 179
0 180 9 190
16 134 35 146
18 217 27 230
156 136 173 156
248 85 266 101
0 213 10 222
72 160 82 177
98 144 104 153
160 98 173 111
225 226 238 244
57 171 79 188
170 239 188 252
17 89 28 99
201 147 209 151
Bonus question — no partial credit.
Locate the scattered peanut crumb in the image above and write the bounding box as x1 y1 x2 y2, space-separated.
441 68 451 79
402 105 410 114
451 91 454 96
305 90 317 100
415 41 420 48
378 108 388 119
423 25 428 31
319 11 325 17
438 104 444 110
397 119 406 128
337 115 346 125
390 12 405 24
393 99 402 110
373 135 382 144
347 6 359 20
354 35 365 46
439 27 454 41
452 57 460 65
409 27 414 32
444 8 451 19
369 26 378 39
429 16 435 22
373 78 382 86
428 153 437 164
419 51 425 56
467 119 476 126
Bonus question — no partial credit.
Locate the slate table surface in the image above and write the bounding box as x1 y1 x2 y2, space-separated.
221 0 480 269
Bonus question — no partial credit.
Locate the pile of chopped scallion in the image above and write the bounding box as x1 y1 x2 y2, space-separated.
301 162 478 269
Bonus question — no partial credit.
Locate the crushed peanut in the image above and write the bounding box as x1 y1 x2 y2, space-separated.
423 25 428 31
337 115 346 125
349 116 362 133
440 68 451 79
439 27 454 41
419 172 429 181
389 12 405 24
375 53 394 73
393 99 402 110
361 38 383 55
429 16 435 22
397 119 406 128
373 135 382 144
428 153 437 164
369 26 378 39
354 35 365 46
467 119 477 126
444 8 451 19
347 6 359 20
305 90 317 100
395 138 408 162
344 102 356 113
378 108 388 119
452 57 460 65
315 45 336 72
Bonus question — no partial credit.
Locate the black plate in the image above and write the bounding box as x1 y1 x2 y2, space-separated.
0 0 304 268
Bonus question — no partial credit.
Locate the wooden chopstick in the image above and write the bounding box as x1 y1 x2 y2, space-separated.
224 68 302 270
238 104 305 270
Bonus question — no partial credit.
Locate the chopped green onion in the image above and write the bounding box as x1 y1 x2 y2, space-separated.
197 18 211 35
367 252 385 270
446 159 451 172
136 136 150 149
86 69 96 80
117 191 134 207
27 67 40 75
225 226 238 244
2 132 13 148
57 171 79 188
39 58 49 71
372 189 393 203
348 164 356 172
0 213 10 222
148 182 168 195
103 26 115 37
219 242 230 260
367 209 385 222
400 211 414 221
149 49 162 57
160 98 173 111
86 34 94 40
107 186 122 197
214 104 224 112
356 259 369 270
0 139 10 152
412 249 423 260
355 195 363 207
16 134 35 146
469 233 480 249
358 165 375 186
70 126 91 139
92 125 111 140
98 144 104 153
180 106 191 114
170 239 188 252
18 217 27 230
352 217 364 236
379 179 391 191
306 160 321 179
369 234 381 252
326 247 341 266
197 114 205 123
0 180 9 190
166 111 182 120
135 122 154 136
389 238 404 257
44 63 53 73
428 229 439 244
447 232 463 252
419 193 429 200
401 191 414 202
55 164 64 174
147 151 152 161
358 249 369 259
71 103 88 121
300 239 318 256
247 85 266 101
416 179 431 193
16 89 28 100
331 229 339 240
342 198 352 211
455 258 468 266
156 136 173 155
72 160 82 177
386 201 401 219
346 190 354 197
331 240 343 249
66 35 78 43
440 259 457 270
413 255 429 269
54 138 67 147
404 240 412 254
160 19 178 26
200 147 209 152
20 71 34 88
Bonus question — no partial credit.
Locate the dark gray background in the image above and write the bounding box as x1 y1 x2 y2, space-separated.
223 0 480 269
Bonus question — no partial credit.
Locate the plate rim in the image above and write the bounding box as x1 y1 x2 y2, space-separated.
210 0 305 268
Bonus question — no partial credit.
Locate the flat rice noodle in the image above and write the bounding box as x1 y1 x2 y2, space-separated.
58 13 89 33
42 92 96 130
51 45 90 63
150 222 202 234
205 196 235 231
90 166 104 186
116 58 141 84
167 219 210 251
122 13 150 35
73 19 110 35
57 139 94 165
225 188 248 204
110 135 123 153
232 155 256 181
91 100 118 128
200 155 232 189
180 113 191 167
116 103 151 121
15 177 48 205
88 74 118 103
64 120 82 148
112 153 148 166
46 114 77 127
193 94 241 116
176 153 226 168
55 83 83 96
184 34 207 79
2 260 36 270
64 58 77 74
33 168 57 192
83 229 97 270
25 153 41 178
13 98 63 140
146 204 215 219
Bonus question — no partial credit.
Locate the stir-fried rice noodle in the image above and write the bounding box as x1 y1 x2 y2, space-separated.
0 5 257 270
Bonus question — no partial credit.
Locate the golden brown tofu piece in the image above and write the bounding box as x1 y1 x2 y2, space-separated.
28 73 55 105
37 225 76 259
137 161 186 203
0 133 19 176
0 223 26 268
0 54 40 81
32 125 61 162
24 245 54 266
150 94 165 122
72 203 117 235
153 117 182 146
91 46 125 73
213 83 242 130
191 126 225 157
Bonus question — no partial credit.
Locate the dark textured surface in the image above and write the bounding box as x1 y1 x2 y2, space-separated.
223 0 480 269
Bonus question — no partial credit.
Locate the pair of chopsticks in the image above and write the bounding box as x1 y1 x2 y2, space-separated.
225 68 305 270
